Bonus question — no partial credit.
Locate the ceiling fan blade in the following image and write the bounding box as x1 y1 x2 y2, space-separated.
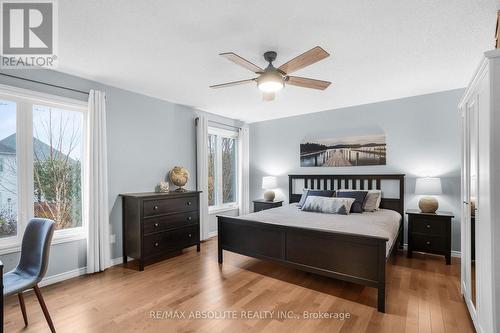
262 92 275 101
278 46 329 74
220 52 263 73
209 78 256 89
286 76 331 90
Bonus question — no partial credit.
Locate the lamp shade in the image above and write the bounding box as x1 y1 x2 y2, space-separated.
262 176 277 190
415 177 442 195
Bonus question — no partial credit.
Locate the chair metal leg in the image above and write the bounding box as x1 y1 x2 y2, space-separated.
33 285 55 333
17 292 28 326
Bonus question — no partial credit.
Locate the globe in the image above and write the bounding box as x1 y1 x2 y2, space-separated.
169 166 189 192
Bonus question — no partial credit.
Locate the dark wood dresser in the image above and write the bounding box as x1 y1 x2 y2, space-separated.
406 209 454 264
121 191 201 270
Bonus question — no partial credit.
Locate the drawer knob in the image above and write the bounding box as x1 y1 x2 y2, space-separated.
426 241 431 245
187 201 192 206
187 216 192 221
188 233 192 238
154 242 159 247
426 224 431 229
153 205 159 210
154 223 159 227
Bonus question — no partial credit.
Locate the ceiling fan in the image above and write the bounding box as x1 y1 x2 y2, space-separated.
210 46 331 101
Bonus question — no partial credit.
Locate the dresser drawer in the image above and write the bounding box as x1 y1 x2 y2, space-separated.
411 233 446 253
143 196 198 217
144 225 199 257
412 217 446 235
144 212 199 235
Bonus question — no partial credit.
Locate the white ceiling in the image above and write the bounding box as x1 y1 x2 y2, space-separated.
57 0 498 123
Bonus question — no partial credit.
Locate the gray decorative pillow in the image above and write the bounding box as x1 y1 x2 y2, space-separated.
363 190 382 211
301 196 355 215
337 189 382 212
297 189 309 208
335 191 367 213
297 189 335 208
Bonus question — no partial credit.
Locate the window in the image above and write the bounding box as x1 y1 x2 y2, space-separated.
0 100 17 239
0 85 87 250
33 105 83 230
207 134 217 206
208 127 238 211
221 137 237 203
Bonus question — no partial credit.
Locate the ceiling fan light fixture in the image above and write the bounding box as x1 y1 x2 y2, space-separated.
258 80 283 93
257 71 284 93
211 47 331 96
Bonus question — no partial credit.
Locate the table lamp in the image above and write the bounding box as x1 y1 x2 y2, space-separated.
262 176 277 201
415 177 442 213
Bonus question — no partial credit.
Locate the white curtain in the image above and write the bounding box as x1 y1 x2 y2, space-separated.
238 127 250 215
86 90 111 274
196 115 210 240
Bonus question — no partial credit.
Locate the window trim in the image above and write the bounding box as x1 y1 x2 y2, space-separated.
0 84 88 253
207 126 238 213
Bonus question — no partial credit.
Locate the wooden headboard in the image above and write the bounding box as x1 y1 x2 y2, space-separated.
288 174 405 217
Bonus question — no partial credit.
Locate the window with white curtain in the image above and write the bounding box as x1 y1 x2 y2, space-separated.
0 85 87 252
208 127 238 211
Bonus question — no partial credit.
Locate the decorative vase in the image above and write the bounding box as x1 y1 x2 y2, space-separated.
264 190 275 201
159 181 169 193
418 196 438 213
169 166 189 192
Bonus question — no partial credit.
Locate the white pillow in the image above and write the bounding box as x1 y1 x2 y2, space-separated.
336 189 382 212
301 196 355 215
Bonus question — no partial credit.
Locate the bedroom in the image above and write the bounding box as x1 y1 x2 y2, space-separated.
0 1 499 332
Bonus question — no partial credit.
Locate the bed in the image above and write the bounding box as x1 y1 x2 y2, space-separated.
217 174 405 312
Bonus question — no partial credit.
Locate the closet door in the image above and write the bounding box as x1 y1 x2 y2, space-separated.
468 97 479 310
460 106 468 297
462 95 479 318
459 51 496 333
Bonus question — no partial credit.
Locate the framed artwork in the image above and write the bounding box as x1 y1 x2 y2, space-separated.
300 134 386 167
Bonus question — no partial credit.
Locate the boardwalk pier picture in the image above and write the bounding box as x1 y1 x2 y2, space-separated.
300 134 386 167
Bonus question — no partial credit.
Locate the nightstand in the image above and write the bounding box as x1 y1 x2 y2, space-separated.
253 199 283 212
406 209 454 264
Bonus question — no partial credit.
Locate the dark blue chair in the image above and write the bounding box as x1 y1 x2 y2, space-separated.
3 218 56 332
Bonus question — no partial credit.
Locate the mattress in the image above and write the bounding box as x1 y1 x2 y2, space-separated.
235 204 401 256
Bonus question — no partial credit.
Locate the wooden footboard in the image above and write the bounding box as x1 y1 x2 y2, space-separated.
217 216 389 312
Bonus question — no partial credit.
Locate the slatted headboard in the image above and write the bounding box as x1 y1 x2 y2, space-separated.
288 174 405 217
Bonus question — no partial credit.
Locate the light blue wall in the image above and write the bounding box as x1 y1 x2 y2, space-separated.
249 89 464 251
0 67 465 277
0 68 241 276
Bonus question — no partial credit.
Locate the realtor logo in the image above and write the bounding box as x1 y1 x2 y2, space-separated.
0 0 58 68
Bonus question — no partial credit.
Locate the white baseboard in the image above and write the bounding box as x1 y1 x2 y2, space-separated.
207 231 218 239
39 257 130 288
111 257 123 266
110 256 134 266
39 267 87 287
402 243 461 258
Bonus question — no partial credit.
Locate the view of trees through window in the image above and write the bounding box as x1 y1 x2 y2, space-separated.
0 100 83 238
207 130 237 207
208 134 216 206
0 100 18 238
33 105 83 230
221 137 236 203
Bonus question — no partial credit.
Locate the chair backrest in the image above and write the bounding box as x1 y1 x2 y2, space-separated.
17 218 55 280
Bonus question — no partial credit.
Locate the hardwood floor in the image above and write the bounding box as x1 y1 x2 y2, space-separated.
4 238 474 333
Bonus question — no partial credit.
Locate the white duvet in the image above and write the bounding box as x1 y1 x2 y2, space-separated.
235 204 401 257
